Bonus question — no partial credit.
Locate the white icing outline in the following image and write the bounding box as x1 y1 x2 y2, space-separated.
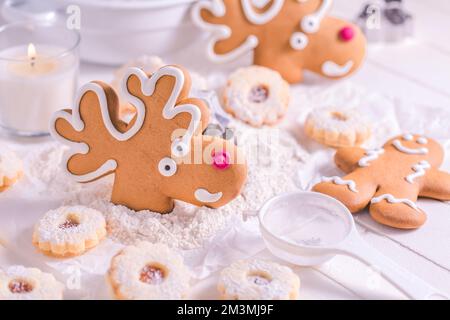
393 139 428 155
321 176 358 193
241 0 284 25
417 137 428 145
403 133 414 141
195 188 223 203
321 60 354 77
301 0 332 34
358 148 384 167
50 66 202 182
290 32 309 51
191 0 259 63
371 194 419 211
405 160 431 184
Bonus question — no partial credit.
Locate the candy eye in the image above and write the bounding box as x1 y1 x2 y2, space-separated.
158 158 177 177
171 139 189 158
301 16 319 33
290 32 309 50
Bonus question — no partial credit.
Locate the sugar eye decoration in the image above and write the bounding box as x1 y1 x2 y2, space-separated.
171 139 189 158
301 16 320 33
158 158 177 177
290 32 309 50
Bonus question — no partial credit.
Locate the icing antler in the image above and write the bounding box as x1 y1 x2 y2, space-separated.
51 65 247 213
51 82 133 182
192 0 366 83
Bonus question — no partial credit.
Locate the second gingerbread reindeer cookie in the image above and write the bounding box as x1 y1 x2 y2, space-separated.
51 65 247 213
313 134 450 229
192 0 366 83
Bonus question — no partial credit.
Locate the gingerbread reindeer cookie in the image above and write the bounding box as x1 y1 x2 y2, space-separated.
51 65 247 213
313 134 450 229
192 0 366 83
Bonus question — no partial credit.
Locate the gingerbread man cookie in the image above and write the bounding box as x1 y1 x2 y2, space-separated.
50 65 247 213
313 134 450 229
192 0 366 83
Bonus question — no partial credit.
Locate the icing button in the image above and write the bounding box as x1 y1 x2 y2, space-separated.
339 26 355 41
212 151 231 170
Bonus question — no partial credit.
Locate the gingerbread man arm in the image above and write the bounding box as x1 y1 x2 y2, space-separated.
334 147 367 173
420 168 450 201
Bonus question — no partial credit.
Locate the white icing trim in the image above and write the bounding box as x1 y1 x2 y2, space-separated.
393 139 428 155
321 176 358 193
405 160 431 184
417 137 428 145
241 0 284 25
321 60 354 77
403 133 414 141
130 66 201 157
301 0 332 33
358 148 384 167
49 82 134 182
195 188 223 203
371 194 419 211
51 65 201 182
290 32 309 51
191 0 259 63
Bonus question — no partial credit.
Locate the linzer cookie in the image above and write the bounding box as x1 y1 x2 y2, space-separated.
223 66 290 127
0 146 23 192
313 134 450 229
0 266 64 300
192 0 366 83
107 242 190 300
304 107 371 147
50 65 247 214
218 259 300 300
32 206 107 257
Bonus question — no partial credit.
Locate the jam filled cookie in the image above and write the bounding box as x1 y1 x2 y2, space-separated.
218 260 300 300
32 206 107 257
107 242 190 300
223 66 290 127
304 107 371 147
0 266 64 300
0 147 23 192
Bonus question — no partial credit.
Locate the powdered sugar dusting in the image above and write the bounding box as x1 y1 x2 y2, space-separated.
24 123 306 250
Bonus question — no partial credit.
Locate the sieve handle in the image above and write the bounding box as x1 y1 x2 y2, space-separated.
338 234 448 300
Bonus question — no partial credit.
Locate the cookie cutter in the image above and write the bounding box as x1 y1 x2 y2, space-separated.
259 191 448 300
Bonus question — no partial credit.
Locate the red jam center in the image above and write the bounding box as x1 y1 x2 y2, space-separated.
249 85 269 103
330 111 348 121
59 214 80 229
9 280 33 293
140 265 166 285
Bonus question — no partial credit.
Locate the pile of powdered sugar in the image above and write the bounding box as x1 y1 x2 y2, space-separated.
23 123 307 250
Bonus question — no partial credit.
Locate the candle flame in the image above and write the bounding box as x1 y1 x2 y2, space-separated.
28 43 37 60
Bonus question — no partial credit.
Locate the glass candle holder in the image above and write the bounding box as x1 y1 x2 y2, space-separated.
0 21 80 137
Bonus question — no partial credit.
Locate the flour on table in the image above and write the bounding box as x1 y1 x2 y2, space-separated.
24 123 307 250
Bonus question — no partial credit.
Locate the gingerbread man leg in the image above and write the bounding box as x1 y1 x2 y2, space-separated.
313 172 377 213
369 187 426 229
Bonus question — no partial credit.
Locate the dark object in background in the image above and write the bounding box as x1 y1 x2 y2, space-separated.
356 0 414 43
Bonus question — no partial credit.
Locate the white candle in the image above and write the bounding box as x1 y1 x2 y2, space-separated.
0 44 78 134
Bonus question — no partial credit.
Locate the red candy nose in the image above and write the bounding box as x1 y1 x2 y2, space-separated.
212 151 231 170
339 26 354 41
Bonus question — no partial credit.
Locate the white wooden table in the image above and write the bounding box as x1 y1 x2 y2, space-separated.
0 0 449 300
